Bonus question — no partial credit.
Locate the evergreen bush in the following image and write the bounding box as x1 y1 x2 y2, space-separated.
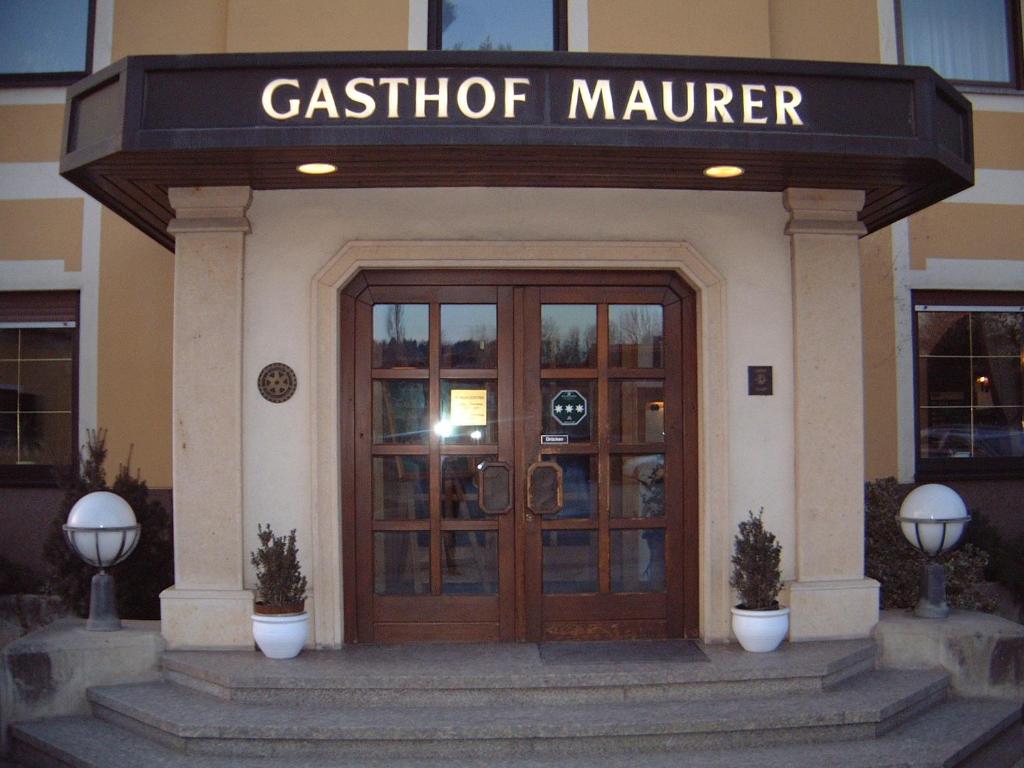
250 524 307 612
730 508 782 610
864 477 997 613
42 429 174 619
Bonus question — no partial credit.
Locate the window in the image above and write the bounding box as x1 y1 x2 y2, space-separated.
896 0 1023 88
428 0 567 51
914 291 1024 479
0 0 94 87
0 292 79 485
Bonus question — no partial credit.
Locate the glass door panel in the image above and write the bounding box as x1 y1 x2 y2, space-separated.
356 288 514 642
609 304 663 368
541 304 596 367
441 304 497 368
373 304 429 368
542 530 599 593
523 288 681 641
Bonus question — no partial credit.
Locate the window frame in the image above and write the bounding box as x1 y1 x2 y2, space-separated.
0 0 96 88
0 292 80 487
894 0 1024 91
912 289 1024 481
427 0 569 52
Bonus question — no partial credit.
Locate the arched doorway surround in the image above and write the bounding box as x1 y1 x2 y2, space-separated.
309 242 728 647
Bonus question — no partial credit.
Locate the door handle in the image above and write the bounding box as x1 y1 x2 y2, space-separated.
526 461 563 516
477 461 512 515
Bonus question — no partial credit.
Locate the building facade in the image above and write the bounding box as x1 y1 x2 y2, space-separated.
1 1 1020 649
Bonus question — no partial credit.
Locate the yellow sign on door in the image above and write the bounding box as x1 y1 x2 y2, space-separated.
450 389 488 426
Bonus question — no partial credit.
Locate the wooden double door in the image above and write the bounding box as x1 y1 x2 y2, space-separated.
341 270 697 643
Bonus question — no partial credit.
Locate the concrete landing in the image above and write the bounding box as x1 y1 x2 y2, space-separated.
84 668 948 758
160 638 876 705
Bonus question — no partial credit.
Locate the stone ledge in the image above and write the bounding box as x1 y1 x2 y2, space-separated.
159 587 255 650
782 578 880 641
874 609 1024 701
0 617 163 753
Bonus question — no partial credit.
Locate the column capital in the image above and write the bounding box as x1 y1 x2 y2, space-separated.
784 188 867 236
167 186 252 234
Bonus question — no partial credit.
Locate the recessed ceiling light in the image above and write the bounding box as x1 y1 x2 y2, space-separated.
703 165 745 179
296 162 338 175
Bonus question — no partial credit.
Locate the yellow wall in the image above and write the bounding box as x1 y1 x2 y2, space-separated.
225 0 408 52
0 105 65 163
112 0 229 58
97 209 174 488
909 204 1024 269
0 199 83 271
974 111 1024 170
589 0 879 62
768 0 880 63
589 0 771 57
112 0 407 59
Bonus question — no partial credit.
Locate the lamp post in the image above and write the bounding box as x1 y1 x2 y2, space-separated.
897 484 970 619
62 491 140 631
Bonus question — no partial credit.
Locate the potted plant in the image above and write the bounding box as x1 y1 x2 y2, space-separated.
730 508 789 652
250 524 309 659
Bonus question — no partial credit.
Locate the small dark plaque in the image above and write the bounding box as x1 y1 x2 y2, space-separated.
258 362 297 403
748 365 773 396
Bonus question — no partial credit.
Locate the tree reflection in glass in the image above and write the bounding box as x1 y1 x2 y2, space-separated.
541 305 596 368
610 305 663 368
373 304 428 369
441 304 496 368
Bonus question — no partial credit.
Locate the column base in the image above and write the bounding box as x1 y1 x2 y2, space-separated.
781 578 880 641
160 586 254 650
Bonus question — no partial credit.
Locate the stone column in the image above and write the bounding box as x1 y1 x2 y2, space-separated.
159 186 253 649
781 188 880 641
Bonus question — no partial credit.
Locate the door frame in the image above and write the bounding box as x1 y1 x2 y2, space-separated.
339 267 699 642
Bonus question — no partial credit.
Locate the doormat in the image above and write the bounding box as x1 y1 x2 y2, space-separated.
538 640 708 665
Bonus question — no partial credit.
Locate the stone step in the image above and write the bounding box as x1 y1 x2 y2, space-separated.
82 668 950 759
10 698 1022 768
161 638 877 706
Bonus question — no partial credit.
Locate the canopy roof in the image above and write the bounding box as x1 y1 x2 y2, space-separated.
60 51 973 250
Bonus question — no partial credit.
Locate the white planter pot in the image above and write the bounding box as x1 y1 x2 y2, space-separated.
731 606 790 652
252 612 309 659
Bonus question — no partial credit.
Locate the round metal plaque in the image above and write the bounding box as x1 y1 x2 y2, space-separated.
257 362 297 404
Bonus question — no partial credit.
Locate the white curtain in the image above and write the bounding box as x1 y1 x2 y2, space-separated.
901 0 1012 83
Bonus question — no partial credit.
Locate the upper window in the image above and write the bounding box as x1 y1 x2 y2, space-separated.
0 0 94 87
0 292 79 486
914 291 1024 480
897 0 1023 88
428 0 567 51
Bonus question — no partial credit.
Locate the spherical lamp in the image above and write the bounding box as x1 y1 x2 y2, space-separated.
897 484 970 618
63 491 141 630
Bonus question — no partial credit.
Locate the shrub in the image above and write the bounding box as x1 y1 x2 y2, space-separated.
730 509 782 610
963 509 1024 611
42 429 174 619
864 477 997 613
250 524 307 612
0 555 45 595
